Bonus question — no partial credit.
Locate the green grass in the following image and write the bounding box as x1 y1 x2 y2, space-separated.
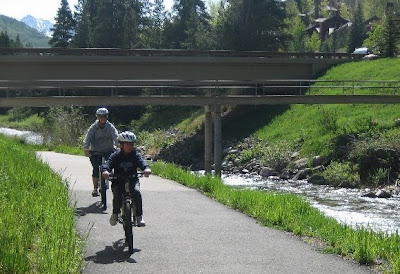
249 58 400 158
0 113 44 130
0 136 83 273
151 160 400 273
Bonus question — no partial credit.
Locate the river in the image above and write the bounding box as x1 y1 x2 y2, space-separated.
223 173 400 234
1 127 399 234
0 127 43 144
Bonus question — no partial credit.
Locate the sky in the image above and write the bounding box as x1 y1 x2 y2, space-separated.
0 0 176 22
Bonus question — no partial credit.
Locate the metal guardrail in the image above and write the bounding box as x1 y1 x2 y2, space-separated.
2 79 397 90
0 47 364 59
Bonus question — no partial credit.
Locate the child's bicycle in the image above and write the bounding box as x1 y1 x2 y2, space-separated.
109 172 143 254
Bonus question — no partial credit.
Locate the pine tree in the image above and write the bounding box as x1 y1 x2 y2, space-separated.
381 12 398 57
92 0 114 47
348 1 365 53
216 0 287 51
0 31 11 47
49 0 75 48
145 0 167 48
72 0 97 47
13 34 23 48
164 0 211 49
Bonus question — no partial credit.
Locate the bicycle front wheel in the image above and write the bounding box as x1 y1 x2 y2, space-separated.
99 177 107 210
123 200 134 254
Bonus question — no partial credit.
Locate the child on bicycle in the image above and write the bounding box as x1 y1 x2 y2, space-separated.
102 131 151 227
83 107 119 197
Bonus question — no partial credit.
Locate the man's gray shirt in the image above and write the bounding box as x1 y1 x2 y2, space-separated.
83 120 118 152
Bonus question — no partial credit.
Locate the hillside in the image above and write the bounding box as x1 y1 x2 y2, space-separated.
132 58 400 188
0 15 49 47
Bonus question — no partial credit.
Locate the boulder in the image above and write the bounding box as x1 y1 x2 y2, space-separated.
280 169 293 180
260 167 275 178
376 189 392 198
308 175 328 185
312 155 323 167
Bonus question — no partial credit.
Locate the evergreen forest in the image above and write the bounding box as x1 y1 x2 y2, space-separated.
1 0 400 56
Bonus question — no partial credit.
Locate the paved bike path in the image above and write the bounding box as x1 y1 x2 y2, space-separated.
36 151 372 274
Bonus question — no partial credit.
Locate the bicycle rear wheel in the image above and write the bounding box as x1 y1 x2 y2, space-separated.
123 200 134 254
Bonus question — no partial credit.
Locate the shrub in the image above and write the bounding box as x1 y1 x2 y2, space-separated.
41 106 90 146
260 141 294 171
322 161 360 187
349 135 400 184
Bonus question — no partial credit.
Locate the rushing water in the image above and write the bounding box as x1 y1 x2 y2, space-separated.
222 173 400 234
0 127 43 145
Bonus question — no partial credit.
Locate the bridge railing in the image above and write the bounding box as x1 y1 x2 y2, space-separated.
1 79 399 93
0 47 363 59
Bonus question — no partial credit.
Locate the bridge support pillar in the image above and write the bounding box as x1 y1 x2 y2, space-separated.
214 104 222 177
204 105 212 174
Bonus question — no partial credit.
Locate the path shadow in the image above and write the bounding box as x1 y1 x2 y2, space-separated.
76 201 108 216
85 239 140 264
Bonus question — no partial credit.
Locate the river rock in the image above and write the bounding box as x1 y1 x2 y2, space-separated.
312 155 323 167
361 192 377 198
280 169 293 180
245 161 258 171
308 174 328 185
268 175 281 181
293 168 312 180
376 189 392 198
260 167 275 178
291 152 300 160
294 158 309 170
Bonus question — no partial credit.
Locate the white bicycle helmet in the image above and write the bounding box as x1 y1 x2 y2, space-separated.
96 107 109 116
118 131 137 143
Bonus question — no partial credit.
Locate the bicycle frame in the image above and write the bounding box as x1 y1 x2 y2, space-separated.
109 173 142 254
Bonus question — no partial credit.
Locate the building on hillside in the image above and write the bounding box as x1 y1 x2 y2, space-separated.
306 15 350 40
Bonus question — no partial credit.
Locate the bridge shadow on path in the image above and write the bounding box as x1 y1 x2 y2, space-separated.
76 201 108 216
85 239 140 264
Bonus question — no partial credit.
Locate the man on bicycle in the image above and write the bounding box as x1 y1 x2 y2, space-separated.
102 131 151 227
83 107 119 197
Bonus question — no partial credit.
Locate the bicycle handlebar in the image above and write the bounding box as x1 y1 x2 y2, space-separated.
108 172 144 181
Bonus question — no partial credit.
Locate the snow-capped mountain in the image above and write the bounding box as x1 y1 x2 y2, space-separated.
21 15 53 37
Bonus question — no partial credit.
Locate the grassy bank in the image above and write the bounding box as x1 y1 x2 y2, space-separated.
151 160 400 273
253 59 400 158
0 136 83 273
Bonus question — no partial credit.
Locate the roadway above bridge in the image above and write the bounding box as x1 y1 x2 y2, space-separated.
0 48 359 89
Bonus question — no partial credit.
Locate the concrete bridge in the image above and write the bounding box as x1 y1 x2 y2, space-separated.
1 47 398 176
0 47 356 92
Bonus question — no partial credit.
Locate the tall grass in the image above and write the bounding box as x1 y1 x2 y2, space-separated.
0 136 82 273
151 160 400 273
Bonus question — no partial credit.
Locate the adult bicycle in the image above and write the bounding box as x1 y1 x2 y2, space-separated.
90 152 110 210
109 172 143 254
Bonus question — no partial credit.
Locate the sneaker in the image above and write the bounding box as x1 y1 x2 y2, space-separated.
137 215 145 227
92 189 99 197
109 213 118 226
